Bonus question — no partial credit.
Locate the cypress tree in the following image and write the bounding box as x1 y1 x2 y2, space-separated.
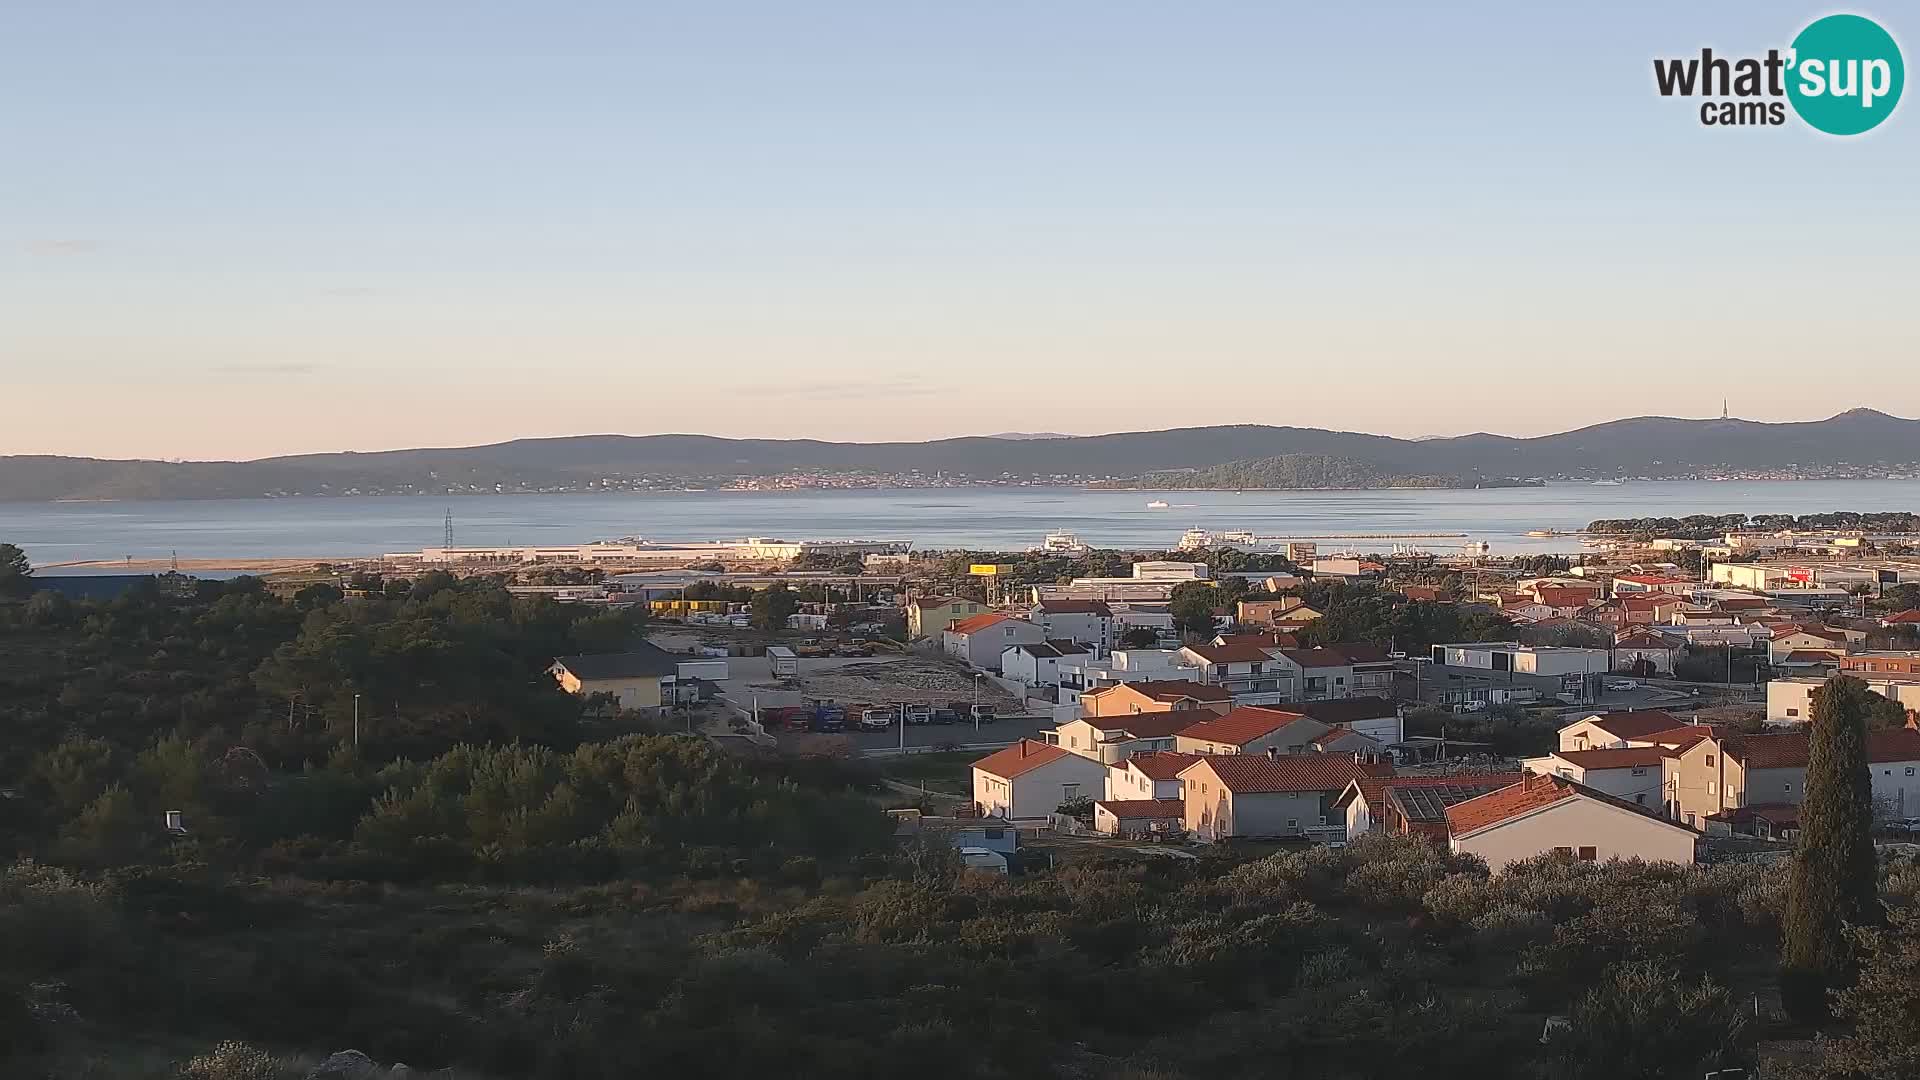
1781 675 1884 1022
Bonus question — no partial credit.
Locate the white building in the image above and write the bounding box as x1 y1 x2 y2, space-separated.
1433 642 1609 677
944 614 1046 671
1445 774 1697 873
1521 747 1671 807
1029 600 1115 652
971 740 1109 819
1767 675 1920 724
1000 640 1090 688
1057 649 1202 704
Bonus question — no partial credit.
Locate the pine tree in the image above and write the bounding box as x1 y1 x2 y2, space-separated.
1781 675 1883 1022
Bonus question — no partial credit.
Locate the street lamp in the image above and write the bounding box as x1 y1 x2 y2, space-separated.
973 673 983 734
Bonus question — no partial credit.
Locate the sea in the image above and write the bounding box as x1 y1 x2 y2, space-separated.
5 479 1920 571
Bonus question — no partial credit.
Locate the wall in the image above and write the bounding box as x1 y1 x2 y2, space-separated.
1453 797 1696 872
567 674 665 710
1093 805 1182 837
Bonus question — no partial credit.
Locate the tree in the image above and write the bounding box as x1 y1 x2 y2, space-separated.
1168 581 1220 639
751 583 800 633
1782 675 1883 1022
1119 627 1160 649
1817 910 1920 1077
1552 959 1749 1079
0 543 30 599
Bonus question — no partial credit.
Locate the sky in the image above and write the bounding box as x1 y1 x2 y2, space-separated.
4 2 1916 460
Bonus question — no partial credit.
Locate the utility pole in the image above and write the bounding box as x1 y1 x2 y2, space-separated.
898 701 906 751
973 673 983 735
352 693 361 749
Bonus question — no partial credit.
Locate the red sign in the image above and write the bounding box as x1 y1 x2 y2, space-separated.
1787 567 1813 583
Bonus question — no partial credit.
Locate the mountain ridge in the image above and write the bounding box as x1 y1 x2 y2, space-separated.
2 410 1916 501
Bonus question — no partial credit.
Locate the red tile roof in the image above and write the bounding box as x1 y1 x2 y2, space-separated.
1772 625 1847 641
1280 647 1359 669
1185 753 1390 794
972 739 1072 779
1617 575 1690 586
1215 632 1300 649
1884 610 1920 624
1095 798 1186 820
1443 772 1686 837
948 612 1012 635
1552 746 1672 769
1621 594 1682 610
1580 710 1685 741
1097 680 1233 703
1781 650 1844 664
1036 600 1114 616
1104 712 1201 739
1184 642 1282 664
1722 728 1920 770
1642 725 1716 751
1175 706 1311 746
1118 751 1203 780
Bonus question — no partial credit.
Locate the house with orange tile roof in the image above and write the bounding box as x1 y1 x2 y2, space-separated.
971 739 1109 819
1334 773 1525 840
1444 773 1697 872
1179 753 1391 840
1092 798 1186 837
1173 706 1381 757
1767 625 1852 663
1053 711 1199 764
1556 710 1688 752
943 612 1046 671
1520 746 1672 808
1105 751 1202 801
1665 726 1920 826
1079 679 1233 719
1610 628 1676 676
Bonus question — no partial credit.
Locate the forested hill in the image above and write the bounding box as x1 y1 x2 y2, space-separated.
1094 454 1472 490
3 409 1916 500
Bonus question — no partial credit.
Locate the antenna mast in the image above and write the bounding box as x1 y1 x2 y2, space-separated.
444 508 454 548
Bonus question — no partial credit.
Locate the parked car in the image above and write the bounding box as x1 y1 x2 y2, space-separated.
905 703 933 725
1605 678 1640 692
1455 700 1490 713
1887 817 1920 835
858 708 893 732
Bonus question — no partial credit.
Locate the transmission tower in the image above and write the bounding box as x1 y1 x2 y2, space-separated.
444 508 455 548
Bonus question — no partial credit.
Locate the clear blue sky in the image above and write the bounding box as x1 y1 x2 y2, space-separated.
3 2 1914 459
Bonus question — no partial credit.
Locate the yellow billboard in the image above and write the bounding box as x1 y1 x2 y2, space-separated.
969 563 1012 576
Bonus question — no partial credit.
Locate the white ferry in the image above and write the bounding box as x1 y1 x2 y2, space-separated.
1146 499 1169 509
1033 530 1090 555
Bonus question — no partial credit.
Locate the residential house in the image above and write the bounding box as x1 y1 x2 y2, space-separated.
1053 712 1196 764
1056 649 1202 702
944 613 1046 671
1079 680 1234 718
1173 706 1382 757
1521 747 1671 809
1619 593 1685 624
1768 625 1851 663
1611 628 1676 676
1400 585 1453 603
1502 601 1559 624
1000 640 1091 688
1180 753 1391 840
1291 696 1405 744
1532 587 1599 619
1105 750 1201 801
1612 574 1696 597
1093 798 1187 837
1445 773 1698 872
1212 630 1300 649
971 740 1109 819
1665 727 1920 825
1178 641 1298 703
1280 645 1396 700
1839 651 1920 676
1335 773 1527 841
1767 675 1920 724
1237 597 1321 627
1029 600 1115 652
1880 610 1920 630
1557 710 1688 751
551 645 681 713
907 595 987 638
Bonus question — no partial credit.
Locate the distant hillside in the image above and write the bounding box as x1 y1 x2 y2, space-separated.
2 410 1916 501
1095 454 1471 490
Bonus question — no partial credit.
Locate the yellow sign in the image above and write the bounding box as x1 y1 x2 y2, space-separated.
969 563 1011 576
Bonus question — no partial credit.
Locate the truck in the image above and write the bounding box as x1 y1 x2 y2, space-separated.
765 646 798 679
792 639 832 659
858 708 894 732
808 699 846 733
905 703 934 725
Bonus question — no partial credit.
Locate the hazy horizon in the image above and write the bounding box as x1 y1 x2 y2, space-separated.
7 2 1917 459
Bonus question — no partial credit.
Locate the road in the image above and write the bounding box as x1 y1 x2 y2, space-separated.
844 713 1055 753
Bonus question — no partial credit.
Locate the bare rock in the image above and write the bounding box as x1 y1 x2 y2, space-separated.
306 1050 379 1080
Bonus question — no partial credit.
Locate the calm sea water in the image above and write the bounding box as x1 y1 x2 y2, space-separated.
5 480 1919 568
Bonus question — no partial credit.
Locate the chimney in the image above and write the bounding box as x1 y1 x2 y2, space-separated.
1266 746 1279 760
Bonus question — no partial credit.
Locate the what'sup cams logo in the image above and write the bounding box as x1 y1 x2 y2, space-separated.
1654 13 1903 134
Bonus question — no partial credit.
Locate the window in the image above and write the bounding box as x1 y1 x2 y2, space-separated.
1004 625 1016 637
1062 784 1079 800
1908 767 1915 777
1286 819 1298 829
1787 708 1800 717
984 828 1005 839
1631 767 1647 776
1635 794 1647 805
1318 815 1329 826
1705 755 1715 767
1578 846 1598 861
1686 813 1696 826
1708 781 1717 795
1784 782 1793 793
1553 846 1572 856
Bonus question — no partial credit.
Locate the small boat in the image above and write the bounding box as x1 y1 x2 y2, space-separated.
1146 499 1169 509
1592 480 1622 486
